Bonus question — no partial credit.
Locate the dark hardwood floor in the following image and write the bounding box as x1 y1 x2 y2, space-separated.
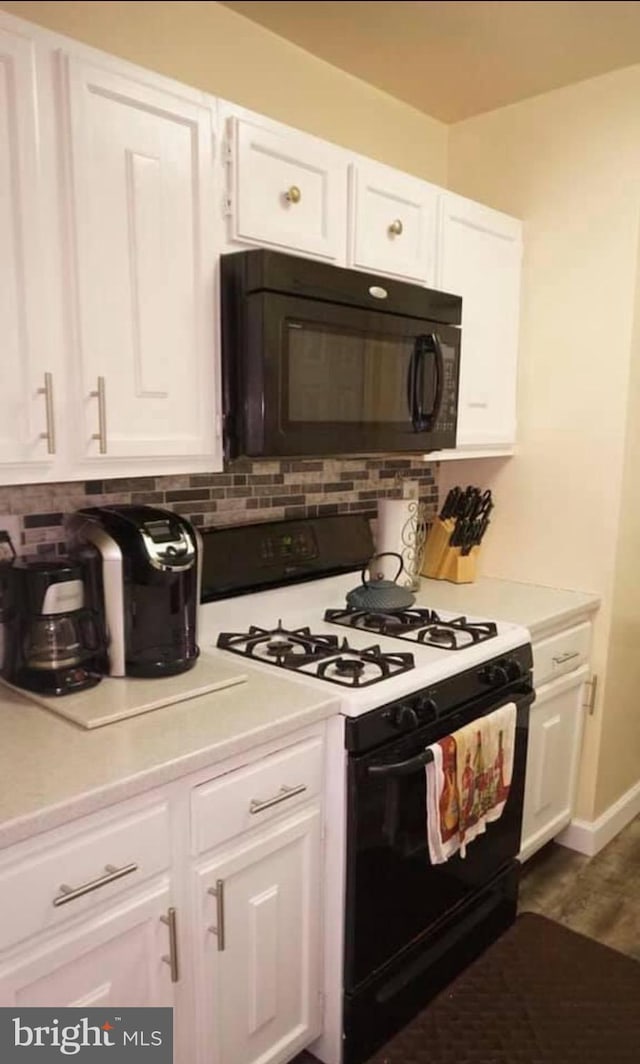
292 815 640 1062
518 814 640 960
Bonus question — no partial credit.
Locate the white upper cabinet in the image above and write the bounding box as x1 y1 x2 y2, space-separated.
437 192 522 451
60 54 218 468
0 24 59 474
348 160 438 284
221 107 347 262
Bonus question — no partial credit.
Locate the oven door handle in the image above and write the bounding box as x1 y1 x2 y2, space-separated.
367 687 535 779
368 749 434 778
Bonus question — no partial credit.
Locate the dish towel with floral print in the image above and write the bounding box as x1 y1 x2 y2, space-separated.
425 702 517 864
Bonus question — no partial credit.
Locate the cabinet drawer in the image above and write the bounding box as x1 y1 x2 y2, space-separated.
533 623 592 686
0 801 170 952
349 162 437 283
191 736 323 855
228 116 346 261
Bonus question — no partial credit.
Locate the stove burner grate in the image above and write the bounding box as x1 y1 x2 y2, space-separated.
216 626 415 686
324 607 498 649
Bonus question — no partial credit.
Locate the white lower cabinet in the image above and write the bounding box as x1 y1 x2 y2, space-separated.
0 882 176 1008
194 806 323 1064
0 726 326 1064
520 665 588 862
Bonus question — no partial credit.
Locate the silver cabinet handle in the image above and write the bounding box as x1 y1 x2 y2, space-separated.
160 906 180 982
207 879 225 951
552 651 580 665
37 372 56 454
584 673 598 716
90 376 107 454
249 783 307 815
52 861 138 907
388 218 403 236
284 185 301 204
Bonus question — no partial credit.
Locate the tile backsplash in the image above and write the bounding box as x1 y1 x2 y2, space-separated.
1 457 439 558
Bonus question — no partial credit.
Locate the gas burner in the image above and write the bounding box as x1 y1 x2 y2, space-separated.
216 626 415 686
315 641 415 688
324 607 442 636
333 657 366 678
416 617 498 650
217 621 339 663
324 607 498 650
266 638 295 655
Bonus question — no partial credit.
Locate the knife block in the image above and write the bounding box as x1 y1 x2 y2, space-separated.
421 520 480 583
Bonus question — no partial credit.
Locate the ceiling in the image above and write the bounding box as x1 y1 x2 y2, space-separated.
220 1 640 122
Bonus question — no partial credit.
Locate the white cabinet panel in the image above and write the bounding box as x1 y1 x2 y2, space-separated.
349 162 437 284
195 807 323 1064
62 54 217 466
0 24 56 472
438 193 522 450
520 667 588 862
0 884 175 1009
226 113 346 261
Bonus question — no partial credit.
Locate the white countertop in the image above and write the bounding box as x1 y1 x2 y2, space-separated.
0 651 338 850
0 575 599 852
414 576 600 640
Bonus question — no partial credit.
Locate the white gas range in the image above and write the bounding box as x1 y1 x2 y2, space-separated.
198 514 534 1064
199 568 531 717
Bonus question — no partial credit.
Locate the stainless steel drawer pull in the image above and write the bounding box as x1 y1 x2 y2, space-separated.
53 861 138 907
161 906 180 982
207 878 225 951
90 376 107 454
37 372 56 454
552 651 580 665
249 783 307 815
388 218 404 236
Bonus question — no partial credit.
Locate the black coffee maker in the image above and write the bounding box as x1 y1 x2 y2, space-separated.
69 505 200 678
6 559 103 696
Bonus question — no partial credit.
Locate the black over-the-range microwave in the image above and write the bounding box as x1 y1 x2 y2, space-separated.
220 249 462 459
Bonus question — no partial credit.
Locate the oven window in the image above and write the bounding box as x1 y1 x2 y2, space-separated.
286 321 437 424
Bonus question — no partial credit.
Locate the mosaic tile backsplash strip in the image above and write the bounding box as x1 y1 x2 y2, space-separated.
1 457 439 558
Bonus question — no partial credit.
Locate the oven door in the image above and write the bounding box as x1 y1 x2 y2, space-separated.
344 684 533 991
237 293 460 457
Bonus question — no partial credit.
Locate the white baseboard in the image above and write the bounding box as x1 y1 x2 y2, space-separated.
556 779 640 857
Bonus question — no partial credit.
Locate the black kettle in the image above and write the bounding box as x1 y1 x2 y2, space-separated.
346 553 415 612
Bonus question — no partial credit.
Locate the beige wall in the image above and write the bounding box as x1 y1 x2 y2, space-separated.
446 66 640 819
594 227 640 814
0 0 447 184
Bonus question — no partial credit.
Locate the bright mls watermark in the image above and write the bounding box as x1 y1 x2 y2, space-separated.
0 1008 172 1061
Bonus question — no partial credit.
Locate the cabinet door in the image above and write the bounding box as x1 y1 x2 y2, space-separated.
226 114 346 262
349 162 438 284
0 883 176 1008
437 193 522 450
195 807 322 1064
0 24 56 474
520 668 588 862
62 54 218 467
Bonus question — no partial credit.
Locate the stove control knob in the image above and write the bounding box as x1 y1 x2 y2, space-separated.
481 664 509 687
505 657 523 681
392 705 420 730
416 696 438 720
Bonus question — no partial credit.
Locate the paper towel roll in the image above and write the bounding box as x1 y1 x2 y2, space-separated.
376 499 426 589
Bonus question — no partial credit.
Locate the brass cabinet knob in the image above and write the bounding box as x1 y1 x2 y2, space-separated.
284 185 302 204
388 218 404 236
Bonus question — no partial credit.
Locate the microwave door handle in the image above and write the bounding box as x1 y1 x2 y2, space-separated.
406 345 420 429
422 333 444 431
368 748 434 777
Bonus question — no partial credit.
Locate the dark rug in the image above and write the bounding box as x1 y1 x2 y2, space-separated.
365 911 640 1063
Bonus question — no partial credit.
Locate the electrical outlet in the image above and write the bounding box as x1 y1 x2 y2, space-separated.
0 515 20 561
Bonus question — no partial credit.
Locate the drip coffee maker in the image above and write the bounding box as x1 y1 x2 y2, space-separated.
10 559 104 696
